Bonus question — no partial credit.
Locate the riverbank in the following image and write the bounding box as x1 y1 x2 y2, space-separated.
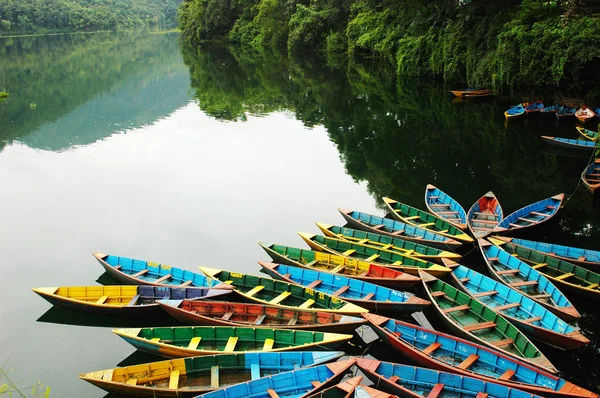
0 28 180 40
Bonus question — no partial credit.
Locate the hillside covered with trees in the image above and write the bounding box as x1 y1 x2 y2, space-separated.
0 0 182 35
178 0 600 91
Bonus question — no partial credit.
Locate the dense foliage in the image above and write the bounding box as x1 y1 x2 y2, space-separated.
0 0 182 35
178 0 600 90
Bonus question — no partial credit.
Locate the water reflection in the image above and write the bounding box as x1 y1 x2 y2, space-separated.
37 305 179 328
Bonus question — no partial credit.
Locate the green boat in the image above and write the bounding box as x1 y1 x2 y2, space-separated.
198 267 367 315
383 197 473 243
419 270 556 374
298 233 452 277
315 223 461 263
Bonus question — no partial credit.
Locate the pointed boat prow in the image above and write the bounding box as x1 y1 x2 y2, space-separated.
441 258 460 268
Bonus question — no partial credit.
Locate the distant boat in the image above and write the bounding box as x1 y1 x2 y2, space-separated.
259 262 431 313
582 159 600 194
362 313 598 398
541 136 596 152
556 106 576 120
595 107 600 117
382 197 473 242
356 358 542 398
449 88 492 97
31 285 230 315
504 104 527 119
576 126 599 141
541 104 562 115
258 242 421 290
159 300 366 333
447 261 589 350
338 208 462 250
479 239 580 321
424 184 467 230
525 101 544 114
491 236 600 270
113 326 353 358
419 270 556 373
493 193 564 234
575 106 596 122
467 191 503 238
79 351 344 398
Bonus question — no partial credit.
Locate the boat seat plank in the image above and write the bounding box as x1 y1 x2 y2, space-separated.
305 260 319 267
96 296 109 305
496 269 520 275
332 286 350 297
298 299 315 309
250 363 261 380
530 211 549 217
498 369 515 381
211 366 219 389
532 263 547 270
473 290 498 298
363 293 375 300
245 285 265 297
342 249 356 256
494 302 521 311
463 322 496 332
587 283 599 289
224 336 238 352
270 291 292 305
531 293 551 299
487 257 499 262
391 230 404 235
442 304 470 313
509 281 538 287
114 265 122 270
126 379 137 386
473 212 499 218
254 314 267 325
358 239 369 244
102 369 114 381
391 261 403 265
331 265 345 273
427 383 445 398
387 376 400 384
404 216 420 220
459 277 470 283
151 337 161 343
311 381 323 388
430 204 450 208
222 312 233 321
518 217 538 224
132 269 149 277
523 316 541 323
578 256 587 262
491 338 514 347
188 337 202 350
263 338 275 351
155 274 173 284
457 354 479 370
288 317 298 326
365 254 380 262
476 393 488 398
372 224 385 230
179 280 193 287
431 291 447 297
168 370 180 389
306 280 322 289
554 272 574 281
546 205 556 210
422 342 442 355
267 389 280 398
420 222 435 227
437 211 458 214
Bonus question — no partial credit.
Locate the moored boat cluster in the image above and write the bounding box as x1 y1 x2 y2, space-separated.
32 186 600 397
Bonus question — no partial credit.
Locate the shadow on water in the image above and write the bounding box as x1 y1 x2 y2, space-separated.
37 305 181 328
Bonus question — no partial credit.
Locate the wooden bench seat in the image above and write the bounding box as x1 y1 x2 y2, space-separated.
431 291 447 297
496 269 520 275
494 302 521 311
342 249 356 256
224 336 238 352
403 215 420 220
298 299 315 309
331 265 346 274
422 342 441 355
532 263 547 270
365 254 380 262
132 269 149 277
154 274 173 284
266 389 279 398
509 281 538 287
457 354 479 370
262 338 275 351
476 393 489 398
331 286 350 297
473 290 497 298
168 370 180 389
531 293 551 299
391 230 405 235
498 368 515 381
211 366 219 388
490 338 514 347
463 321 496 332
420 222 435 227
254 314 267 325
387 376 400 383
151 337 161 343
530 211 549 217
96 296 108 305
363 293 375 300
427 383 444 398
188 337 202 350
306 280 323 289
474 212 499 218
587 283 599 290
287 317 298 326
459 277 470 283
270 291 291 305
371 224 385 230
487 257 499 262
442 304 470 313
221 312 233 320
245 285 265 297
179 280 193 287
523 316 541 323
554 272 574 281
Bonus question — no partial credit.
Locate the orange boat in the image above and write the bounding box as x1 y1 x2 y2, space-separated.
575 106 596 122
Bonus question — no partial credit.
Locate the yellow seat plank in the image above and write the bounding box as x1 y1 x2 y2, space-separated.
587 283 599 289
263 338 275 351
126 379 138 386
365 254 380 262
151 337 161 343
298 299 315 309
555 273 574 281
224 336 238 352
270 291 291 305
404 215 421 220
211 366 219 389
420 222 435 227
358 239 369 244
188 337 202 350
168 370 180 389
342 249 356 256
96 296 109 305
532 263 547 270
330 265 345 273
392 261 403 265
245 285 265 297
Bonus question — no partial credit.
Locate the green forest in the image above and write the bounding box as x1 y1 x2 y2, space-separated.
178 0 600 91
0 0 182 35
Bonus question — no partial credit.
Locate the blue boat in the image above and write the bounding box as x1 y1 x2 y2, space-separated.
259 263 430 313
595 108 600 118
525 101 544 114
467 191 503 238
338 209 462 250
493 236 600 270
362 313 597 398
540 105 562 115
424 184 467 230
541 136 596 151
193 358 356 398
505 104 526 119
356 358 541 398
93 252 232 290
493 194 564 234
478 240 580 322
447 261 588 350
556 106 576 120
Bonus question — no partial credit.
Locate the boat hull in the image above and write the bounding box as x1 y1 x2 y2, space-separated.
34 290 160 315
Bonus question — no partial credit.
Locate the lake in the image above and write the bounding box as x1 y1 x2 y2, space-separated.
0 31 599 397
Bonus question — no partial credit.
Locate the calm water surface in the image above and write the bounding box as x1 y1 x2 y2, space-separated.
0 32 599 396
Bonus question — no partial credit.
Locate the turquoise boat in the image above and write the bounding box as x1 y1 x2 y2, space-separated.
448 261 588 350
478 240 580 322
93 252 232 290
194 358 356 398
493 194 564 234
492 236 600 270
362 313 597 398
525 101 544 114
556 107 576 120
424 184 467 230
467 191 503 238
356 358 541 398
541 136 595 151
505 104 526 119
541 105 562 115
338 209 462 249
259 263 430 313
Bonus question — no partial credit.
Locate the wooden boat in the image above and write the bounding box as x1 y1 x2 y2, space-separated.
541 105 562 115
576 126 599 141
595 107 600 117
424 184 467 230
447 260 588 350
489 237 600 301
449 88 492 97
31 285 230 315
467 191 503 238
525 101 544 114
541 136 596 152
493 194 564 234
419 270 556 373
159 300 366 333
575 106 596 122
113 326 353 358
308 376 363 398
259 242 421 289
338 208 462 250
363 313 598 398
92 252 232 290
494 236 600 270
478 239 580 321
198 267 367 315
315 222 461 263
354 385 396 398
298 232 452 278
505 104 527 119
556 106 576 120
259 262 431 313
382 197 473 243
581 159 600 195
356 358 540 398
185 358 356 398
79 351 345 397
